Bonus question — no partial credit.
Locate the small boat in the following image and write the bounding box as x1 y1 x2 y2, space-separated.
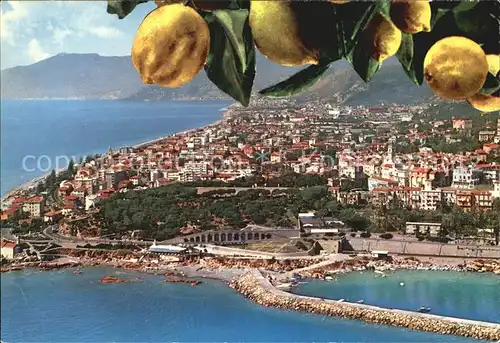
417 306 431 313
325 276 334 281
276 282 293 290
73 270 82 275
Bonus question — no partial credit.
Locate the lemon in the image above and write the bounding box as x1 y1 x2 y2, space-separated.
132 4 210 88
390 0 431 34
467 93 500 113
365 13 402 63
249 0 318 67
424 36 488 100
486 54 500 76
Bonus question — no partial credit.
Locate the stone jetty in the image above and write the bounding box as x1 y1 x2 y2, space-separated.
163 277 202 286
230 271 500 341
99 276 130 284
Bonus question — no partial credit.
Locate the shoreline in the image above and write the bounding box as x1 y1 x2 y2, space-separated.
2 254 499 340
1 102 231 204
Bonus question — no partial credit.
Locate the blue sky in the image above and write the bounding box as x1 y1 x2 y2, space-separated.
1 0 157 70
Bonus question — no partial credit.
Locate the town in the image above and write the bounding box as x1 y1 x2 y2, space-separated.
1 99 500 262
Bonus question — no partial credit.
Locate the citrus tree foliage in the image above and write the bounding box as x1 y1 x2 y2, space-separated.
108 0 499 106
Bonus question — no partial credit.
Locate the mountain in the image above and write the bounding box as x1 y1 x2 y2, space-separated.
0 53 477 113
0 52 301 101
123 54 303 101
1 53 143 99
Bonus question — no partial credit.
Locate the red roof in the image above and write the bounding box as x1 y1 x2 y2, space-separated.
26 196 44 203
1 241 16 248
65 195 79 201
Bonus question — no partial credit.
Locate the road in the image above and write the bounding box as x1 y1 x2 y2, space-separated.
192 244 319 259
43 225 153 247
284 254 351 276
1 227 18 242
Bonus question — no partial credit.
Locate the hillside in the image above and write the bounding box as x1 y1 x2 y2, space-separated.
1 53 143 99
0 52 479 113
0 52 300 101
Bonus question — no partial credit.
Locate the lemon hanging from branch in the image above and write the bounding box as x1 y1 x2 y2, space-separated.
249 0 319 67
390 0 431 34
424 36 489 100
132 4 210 88
467 54 500 113
365 13 402 63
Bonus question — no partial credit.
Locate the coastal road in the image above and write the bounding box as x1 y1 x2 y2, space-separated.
1 227 18 242
193 244 318 259
284 254 351 276
43 226 153 247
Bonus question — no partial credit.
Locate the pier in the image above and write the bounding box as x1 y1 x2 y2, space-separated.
230 271 500 341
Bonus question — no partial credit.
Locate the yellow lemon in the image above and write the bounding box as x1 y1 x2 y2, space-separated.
486 54 500 76
249 0 318 67
424 36 488 100
132 4 210 88
365 13 402 63
467 93 500 113
390 0 431 34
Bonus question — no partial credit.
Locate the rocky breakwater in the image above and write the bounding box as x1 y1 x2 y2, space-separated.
202 257 319 272
164 277 202 286
466 260 500 274
230 272 500 341
99 276 130 284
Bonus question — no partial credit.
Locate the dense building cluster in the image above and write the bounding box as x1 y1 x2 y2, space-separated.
2 102 500 237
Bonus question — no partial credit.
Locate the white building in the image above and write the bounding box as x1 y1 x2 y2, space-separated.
493 180 500 199
419 190 442 210
451 166 481 189
85 194 101 211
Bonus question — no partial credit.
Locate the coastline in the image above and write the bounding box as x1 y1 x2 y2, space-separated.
0 101 230 204
3 254 500 340
230 271 500 342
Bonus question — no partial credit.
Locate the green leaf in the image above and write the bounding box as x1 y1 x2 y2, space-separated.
452 1 478 13
346 39 380 83
203 9 255 107
454 2 500 53
479 73 500 95
397 33 413 72
332 1 377 56
107 0 148 19
396 33 419 85
259 63 331 98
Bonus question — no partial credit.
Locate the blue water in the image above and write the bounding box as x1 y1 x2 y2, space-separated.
0 100 230 196
0 268 481 342
294 270 500 323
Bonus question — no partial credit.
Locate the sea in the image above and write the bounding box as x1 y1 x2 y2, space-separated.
0 100 231 196
293 270 500 323
0 268 487 342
